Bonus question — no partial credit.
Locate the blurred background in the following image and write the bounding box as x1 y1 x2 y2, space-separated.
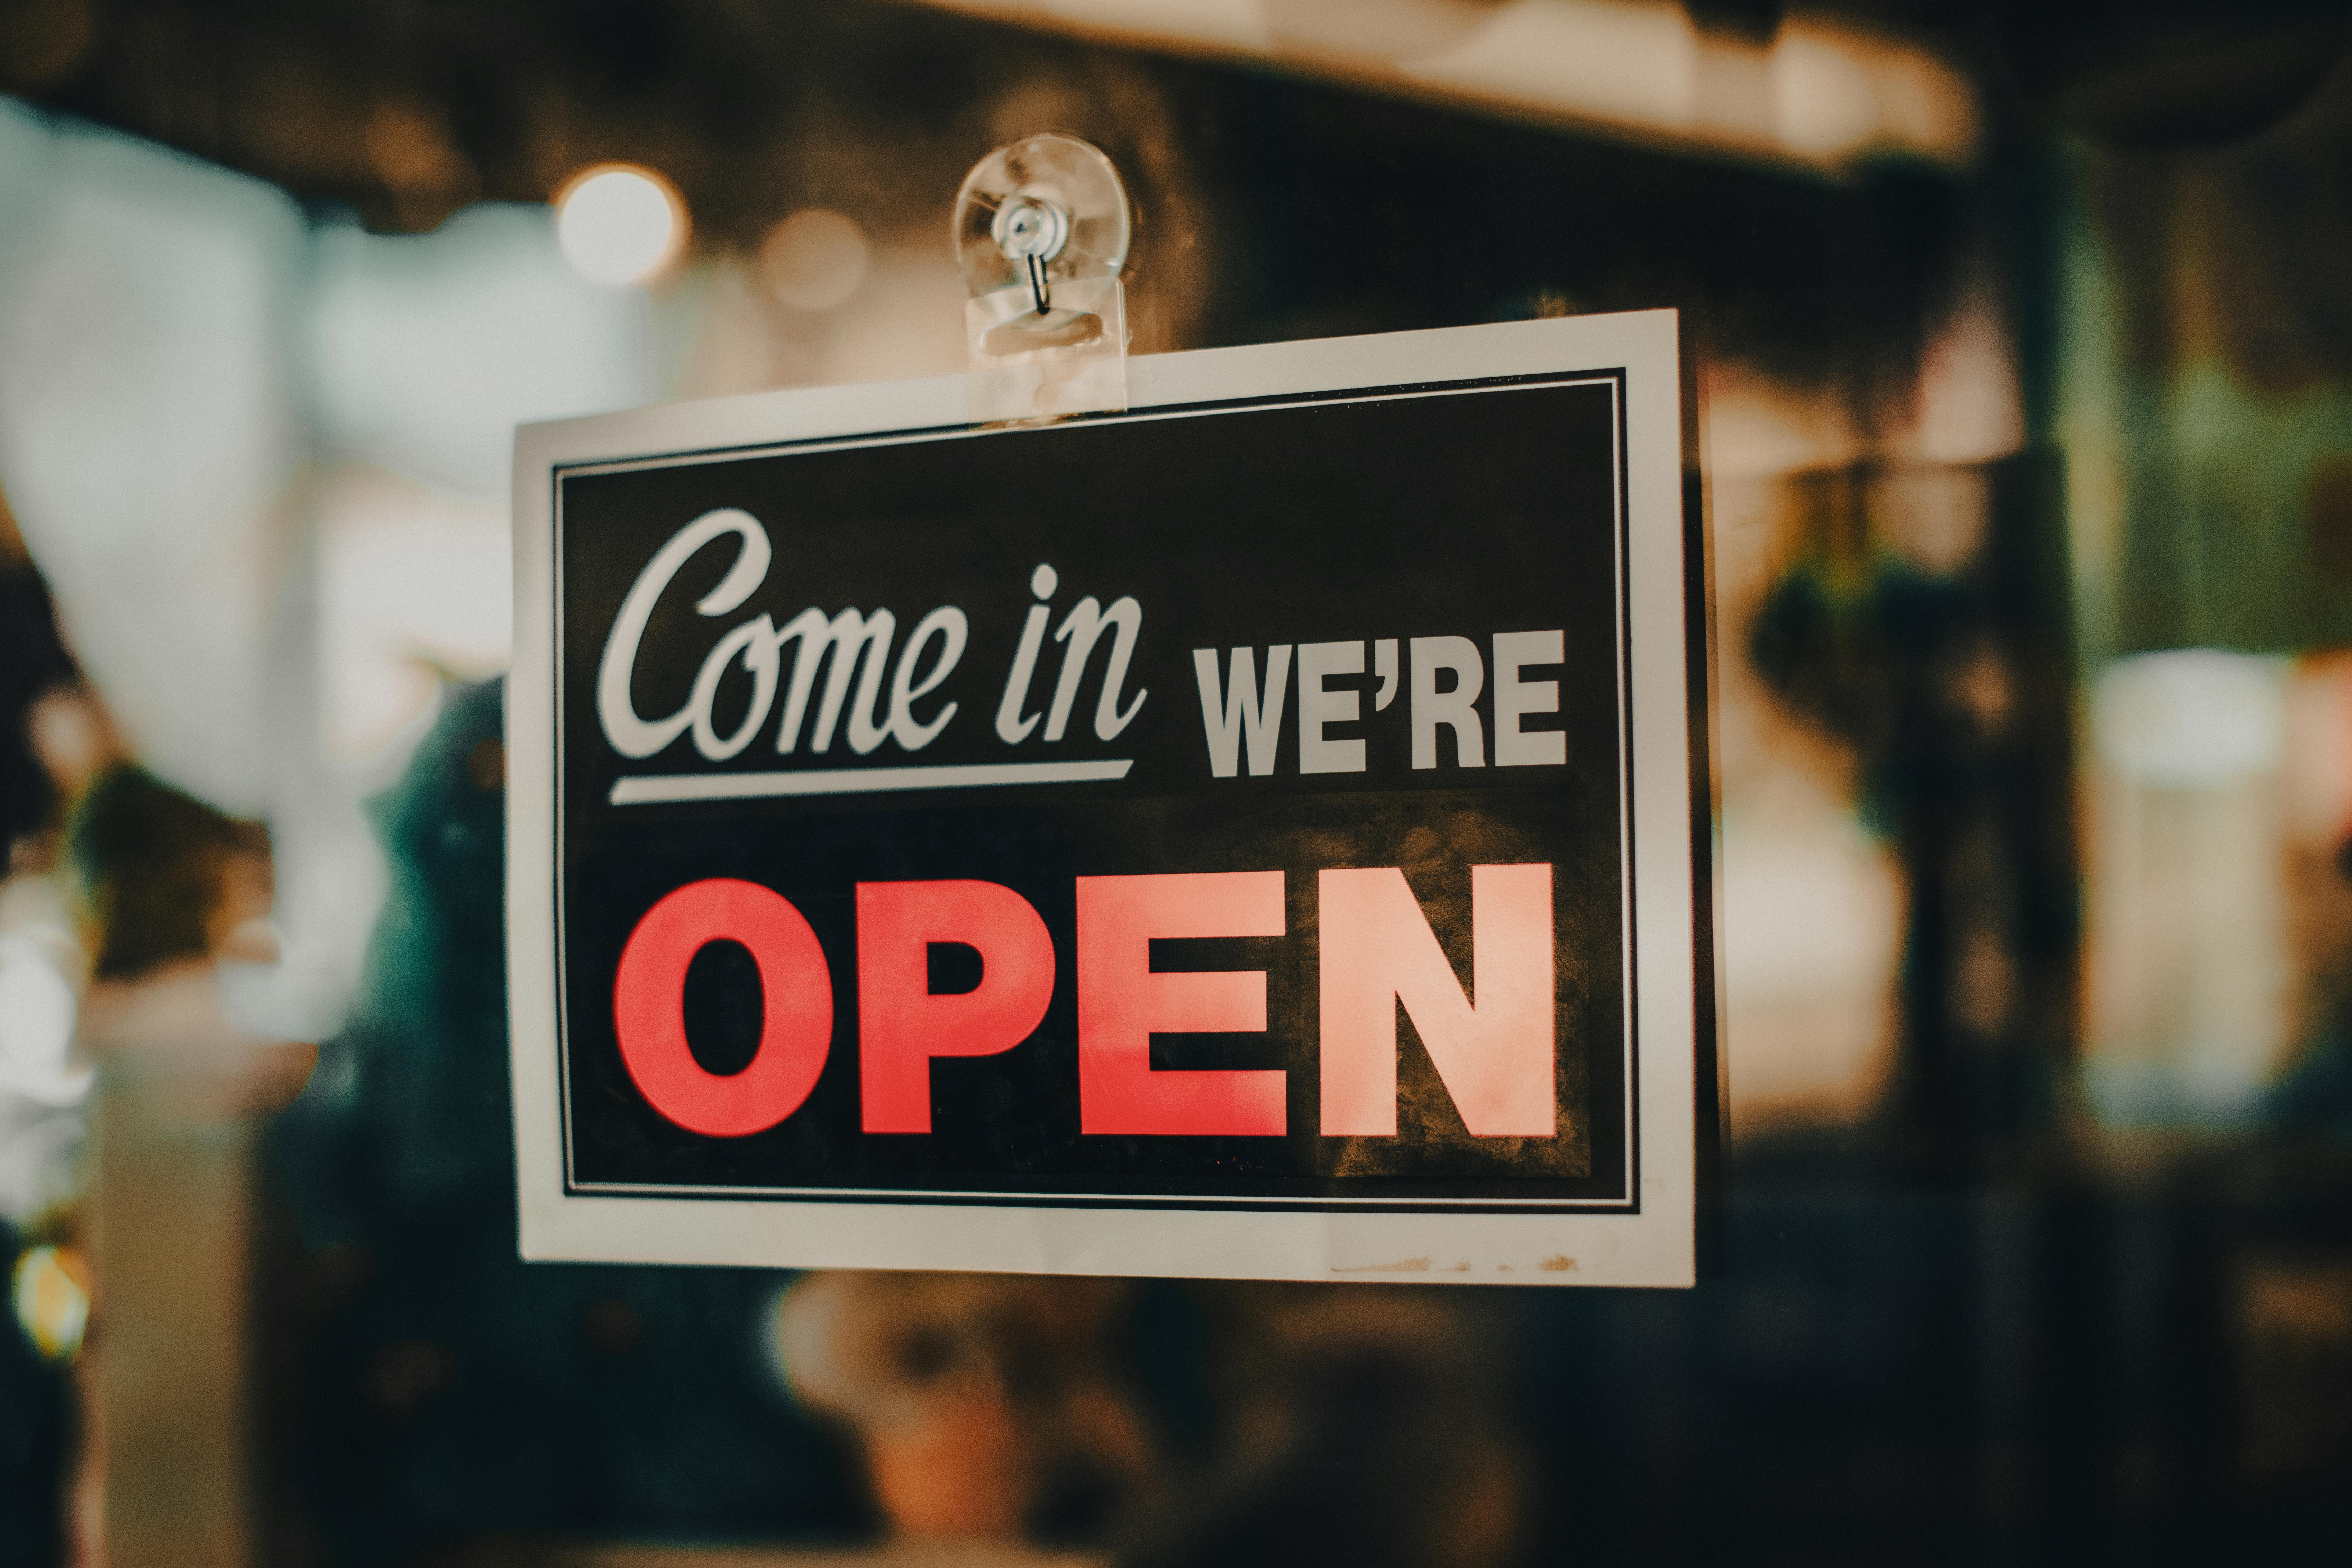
4 0 2352 1563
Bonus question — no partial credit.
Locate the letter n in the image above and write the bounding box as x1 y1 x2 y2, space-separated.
1317 864 1555 1137
857 881 1056 1133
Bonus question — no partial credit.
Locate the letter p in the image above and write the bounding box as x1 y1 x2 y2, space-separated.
857 881 1056 1133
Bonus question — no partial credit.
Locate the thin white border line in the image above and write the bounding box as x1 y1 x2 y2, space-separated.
551 376 1623 481
610 758 1134 806
567 1181 1638 1206
1612 373 1639 1195
553 477 576 1182
555 371 1637 1204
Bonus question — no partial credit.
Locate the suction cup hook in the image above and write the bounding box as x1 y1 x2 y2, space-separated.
954 133 1133 421
994 194 1067 315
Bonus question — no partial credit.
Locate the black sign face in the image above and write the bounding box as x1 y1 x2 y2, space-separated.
557 378 1629 1205
514 316 1706 1283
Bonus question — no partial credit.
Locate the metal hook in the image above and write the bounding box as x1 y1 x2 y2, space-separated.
993 193 1069 319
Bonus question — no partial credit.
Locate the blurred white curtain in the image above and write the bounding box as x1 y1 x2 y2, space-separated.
0 99 656 1041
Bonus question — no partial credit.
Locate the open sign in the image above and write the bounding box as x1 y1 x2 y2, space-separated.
508 311 1716 1285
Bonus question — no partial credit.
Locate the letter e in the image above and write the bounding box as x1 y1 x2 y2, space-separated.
1297 641 1366 774
1076 872 1286 1136
1493 630 1566 767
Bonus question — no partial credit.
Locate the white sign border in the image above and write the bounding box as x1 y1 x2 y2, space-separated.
509 309 1707 1287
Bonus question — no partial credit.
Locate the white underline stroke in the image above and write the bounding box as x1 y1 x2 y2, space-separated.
609 758 1135 805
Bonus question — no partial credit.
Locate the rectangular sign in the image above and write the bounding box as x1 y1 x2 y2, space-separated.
509 311 1716 1285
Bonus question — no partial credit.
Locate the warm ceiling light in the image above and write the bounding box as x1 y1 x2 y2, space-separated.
555 164 688 287
761 208 871 312
909 0 1975 170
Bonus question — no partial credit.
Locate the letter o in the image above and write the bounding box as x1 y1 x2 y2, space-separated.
612 878 833 1136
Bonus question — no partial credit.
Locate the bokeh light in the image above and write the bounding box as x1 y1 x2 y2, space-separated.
554 164 686 287
10 1246 89 1362
760 207 869 311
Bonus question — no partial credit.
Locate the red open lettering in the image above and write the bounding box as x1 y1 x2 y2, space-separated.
857 880 1057 1133
1318 863 1556 1137
1075 871 1287 1136
612 878 834 1137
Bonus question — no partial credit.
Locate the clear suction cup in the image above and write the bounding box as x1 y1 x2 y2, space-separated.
953 133 1132 422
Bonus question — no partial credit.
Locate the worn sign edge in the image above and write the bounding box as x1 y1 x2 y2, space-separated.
506 309 1706 1287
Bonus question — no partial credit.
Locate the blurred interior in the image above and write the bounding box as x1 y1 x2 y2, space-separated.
4 0 2352 1562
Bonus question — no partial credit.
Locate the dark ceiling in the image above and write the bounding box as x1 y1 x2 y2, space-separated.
3 0 2348 401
